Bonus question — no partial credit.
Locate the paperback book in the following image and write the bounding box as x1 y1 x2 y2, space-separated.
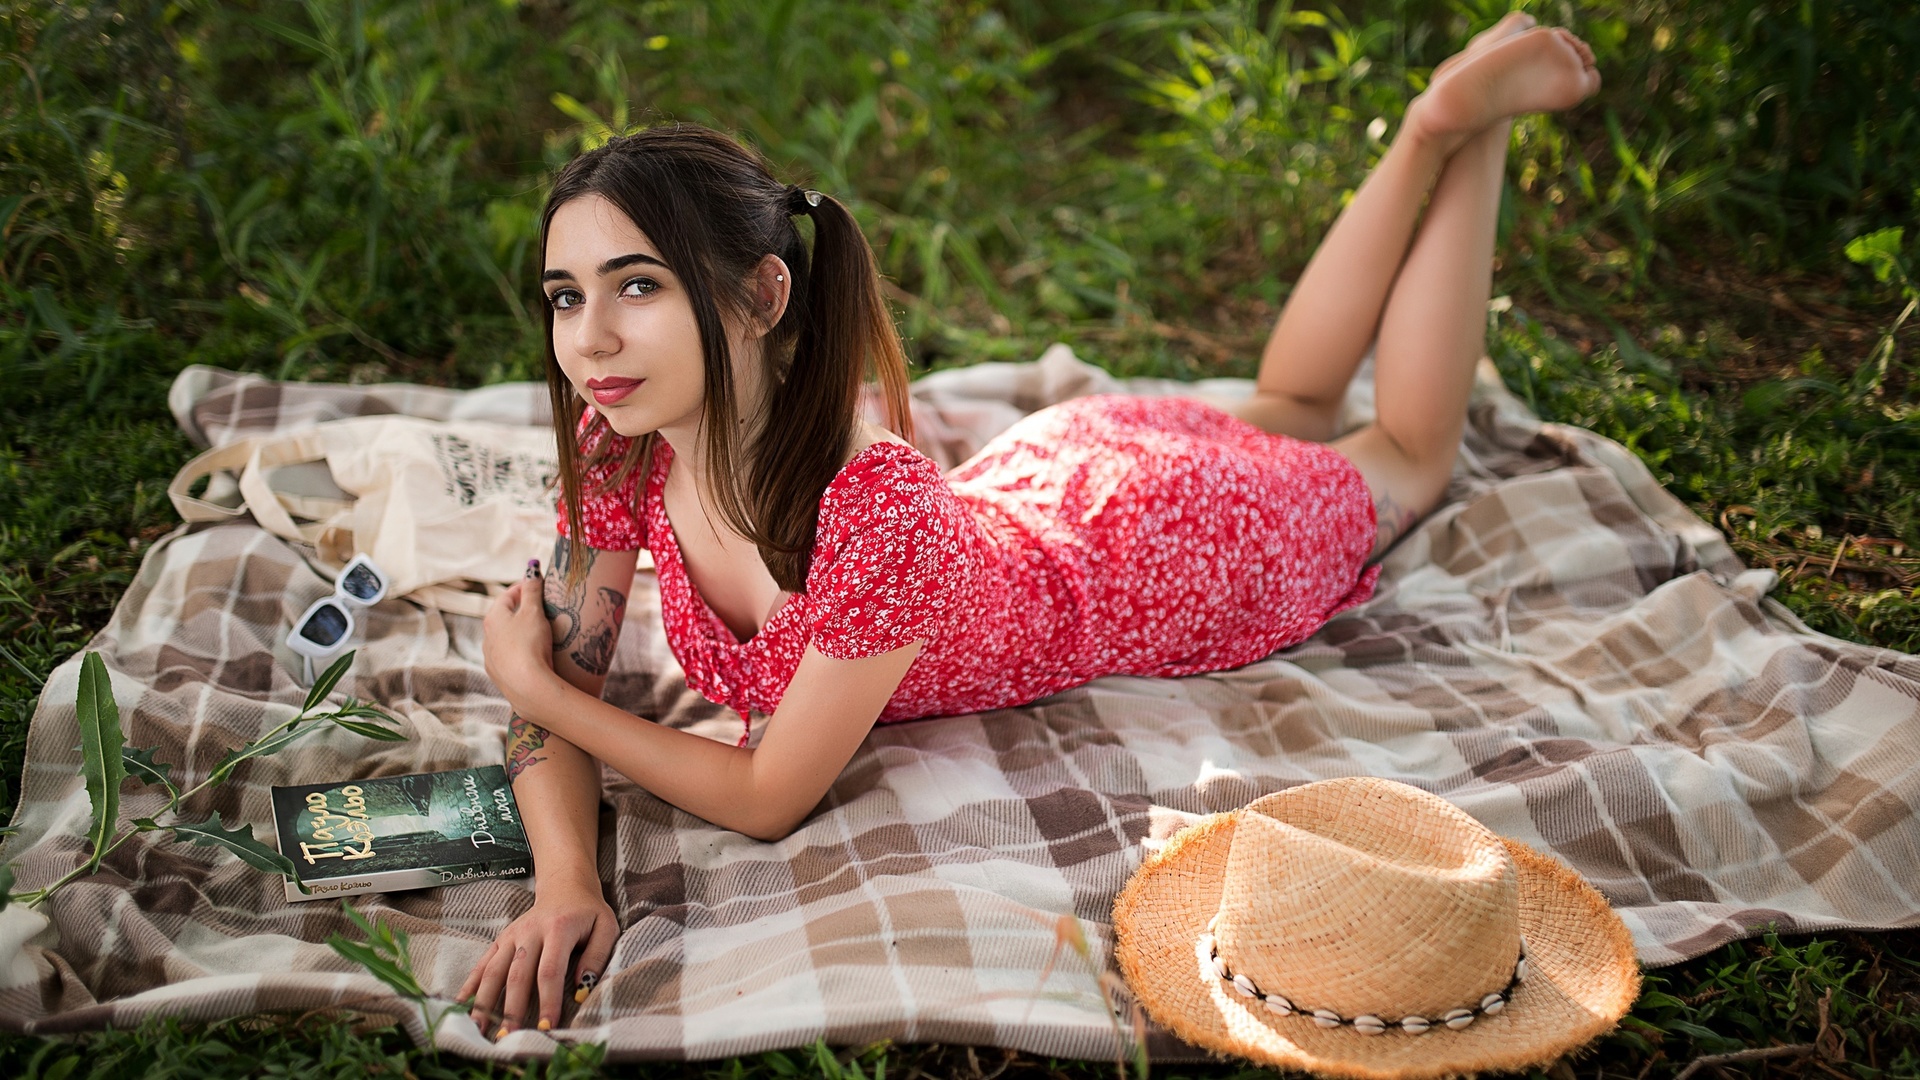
271 765 533 902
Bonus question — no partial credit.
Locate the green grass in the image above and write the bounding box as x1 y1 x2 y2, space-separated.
3 0 1918 1075
0 927 1914 1078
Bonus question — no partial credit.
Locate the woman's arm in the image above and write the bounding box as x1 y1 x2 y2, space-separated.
462 537 637 1037
501 537 636 877
486 575 920 841
531 641 919 840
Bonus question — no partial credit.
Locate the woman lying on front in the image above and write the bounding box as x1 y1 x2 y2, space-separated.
460 13 1600 1038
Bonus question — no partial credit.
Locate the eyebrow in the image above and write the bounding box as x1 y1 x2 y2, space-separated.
541 252 669 283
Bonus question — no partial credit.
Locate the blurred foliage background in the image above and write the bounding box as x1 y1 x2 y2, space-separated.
2 0 1918 1075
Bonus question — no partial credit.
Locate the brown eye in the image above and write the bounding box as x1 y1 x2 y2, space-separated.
546 288 583 311
620 277 660 298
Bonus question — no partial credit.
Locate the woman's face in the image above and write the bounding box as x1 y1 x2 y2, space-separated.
543 192 759 442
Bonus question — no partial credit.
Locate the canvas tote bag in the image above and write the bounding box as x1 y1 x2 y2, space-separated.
168 416 562 617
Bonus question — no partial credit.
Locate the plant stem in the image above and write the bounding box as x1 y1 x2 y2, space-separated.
21 822 141 908
1867 294 1917 396
21 707 320 908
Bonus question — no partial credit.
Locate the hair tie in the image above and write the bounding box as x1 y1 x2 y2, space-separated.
785 186 823 215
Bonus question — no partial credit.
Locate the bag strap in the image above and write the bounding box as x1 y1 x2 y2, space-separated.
235 431 335 543
170 430 346 541
167 439 260 523
409 582 503 619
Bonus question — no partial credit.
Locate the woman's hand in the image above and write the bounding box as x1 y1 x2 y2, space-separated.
483 576 555 705
457 875 619 1037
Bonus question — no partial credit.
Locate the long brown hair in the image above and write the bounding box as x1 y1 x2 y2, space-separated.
542 125 914 592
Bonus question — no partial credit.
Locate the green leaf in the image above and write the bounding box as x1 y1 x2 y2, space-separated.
1666 1018 1740 1045
75 653 126 876
163 813 298 878
1845 226 1906 284
332 699 396 721
0 863 14 912
328 935 403 983
122 745 180 809
328 716 408 741
303 650 355 713
207 723 315 785
328 901 429 999
549 92 604 128
1634 990 1690 1011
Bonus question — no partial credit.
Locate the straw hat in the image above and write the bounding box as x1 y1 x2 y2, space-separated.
1113 777 1639 1079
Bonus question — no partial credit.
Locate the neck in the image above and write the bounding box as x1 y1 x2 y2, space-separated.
657 352 771 512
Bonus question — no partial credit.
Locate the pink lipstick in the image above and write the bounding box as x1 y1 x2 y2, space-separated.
587 376 643 406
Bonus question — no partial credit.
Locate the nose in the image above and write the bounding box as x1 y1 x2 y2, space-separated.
571 294 620 359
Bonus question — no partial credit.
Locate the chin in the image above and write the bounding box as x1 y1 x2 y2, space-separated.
596 405 661 440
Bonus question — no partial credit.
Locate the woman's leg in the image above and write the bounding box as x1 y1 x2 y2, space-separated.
1234 25 1600 555
1327 118 1511 552
1229 12 1538 444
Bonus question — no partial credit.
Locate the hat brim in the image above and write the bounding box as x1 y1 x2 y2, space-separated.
1113 812 1641 1080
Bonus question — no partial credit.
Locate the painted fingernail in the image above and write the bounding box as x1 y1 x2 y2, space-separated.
574 970 599 1002
525 558 542 579
496 1024 510 1039
537 1018 552 1031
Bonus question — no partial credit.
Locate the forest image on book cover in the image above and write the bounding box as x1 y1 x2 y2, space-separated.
271 766 532 901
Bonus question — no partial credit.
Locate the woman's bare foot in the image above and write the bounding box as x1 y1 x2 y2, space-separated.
1429 10 1537 86
1406 27 1600 155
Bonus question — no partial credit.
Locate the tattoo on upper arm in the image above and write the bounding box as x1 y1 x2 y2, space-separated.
505 712 551 781
568 585 627 676
544 537 598 650
546 538 627 677
1373 490 1423 553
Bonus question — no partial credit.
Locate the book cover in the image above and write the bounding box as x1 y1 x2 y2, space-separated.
271 765 534 902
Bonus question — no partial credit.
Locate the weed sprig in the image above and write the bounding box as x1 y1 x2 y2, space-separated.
0 650 405 909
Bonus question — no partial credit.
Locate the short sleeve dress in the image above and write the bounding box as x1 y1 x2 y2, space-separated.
558 394 1379 735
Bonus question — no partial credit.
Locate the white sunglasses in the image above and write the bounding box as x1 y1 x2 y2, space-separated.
286 554 390 684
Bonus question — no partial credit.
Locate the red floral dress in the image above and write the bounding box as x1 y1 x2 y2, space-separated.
559 395 1379 736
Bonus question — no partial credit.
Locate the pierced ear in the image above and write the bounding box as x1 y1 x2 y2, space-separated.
752 255 793 333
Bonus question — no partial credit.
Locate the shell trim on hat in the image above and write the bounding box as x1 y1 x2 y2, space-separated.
1200 925 1527 1036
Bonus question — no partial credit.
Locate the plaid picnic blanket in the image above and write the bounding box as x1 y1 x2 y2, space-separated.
2 347 1916 1063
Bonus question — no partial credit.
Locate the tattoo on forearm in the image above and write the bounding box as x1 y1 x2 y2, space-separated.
505 712 551 781
1373 490 1423 552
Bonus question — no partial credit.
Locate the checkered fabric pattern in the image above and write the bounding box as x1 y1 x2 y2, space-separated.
1 349 1914 1063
